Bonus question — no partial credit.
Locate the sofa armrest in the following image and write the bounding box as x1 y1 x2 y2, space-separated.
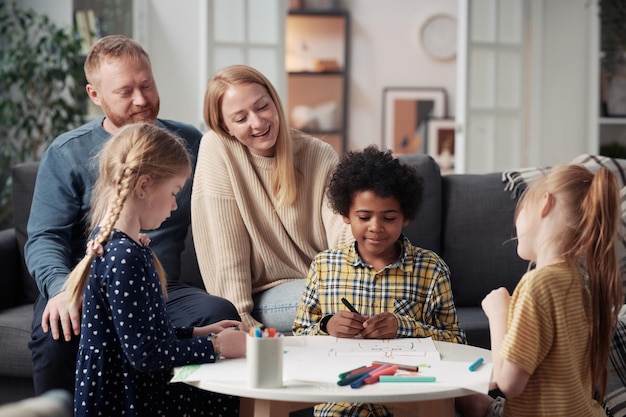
0 228 23 311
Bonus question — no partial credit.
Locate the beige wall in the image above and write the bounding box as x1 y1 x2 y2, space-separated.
19 0 596 169
344 0 457 151
536 0 592 167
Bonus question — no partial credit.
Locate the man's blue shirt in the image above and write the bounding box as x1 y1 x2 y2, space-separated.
24 117 202 299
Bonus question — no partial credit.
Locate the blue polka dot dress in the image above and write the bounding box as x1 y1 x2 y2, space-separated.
74 230 238 417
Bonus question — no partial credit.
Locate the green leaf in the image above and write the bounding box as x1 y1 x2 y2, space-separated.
0 0 87 227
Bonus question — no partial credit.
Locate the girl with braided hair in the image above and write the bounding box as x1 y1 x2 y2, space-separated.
64 123 245 417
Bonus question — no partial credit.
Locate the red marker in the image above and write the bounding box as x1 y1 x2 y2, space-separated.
364 365 399 385
351 364 395 388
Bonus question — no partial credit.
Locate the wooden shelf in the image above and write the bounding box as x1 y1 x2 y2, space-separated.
288 70 345 76
286 10 349 155
599 117 626 125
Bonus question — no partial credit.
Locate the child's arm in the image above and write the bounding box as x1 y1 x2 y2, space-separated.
106 248 224 369
293 254 368 336
214 328 246 359
482 287 530 397
324 311 367 338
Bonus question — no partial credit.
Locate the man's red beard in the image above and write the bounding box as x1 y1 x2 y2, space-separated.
101 100 160 128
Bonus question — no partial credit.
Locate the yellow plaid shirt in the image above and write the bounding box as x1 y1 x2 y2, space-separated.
293 236 466 417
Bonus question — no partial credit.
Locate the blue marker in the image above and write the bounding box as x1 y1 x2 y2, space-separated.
468 357 484 372
350 371 372 389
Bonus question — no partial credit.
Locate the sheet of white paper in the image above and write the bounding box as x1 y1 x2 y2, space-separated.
172 336 492 394
281 336 439 382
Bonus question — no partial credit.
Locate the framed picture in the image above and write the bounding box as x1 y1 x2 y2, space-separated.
427 118 456 174
383 87 447 155
602 67 626 117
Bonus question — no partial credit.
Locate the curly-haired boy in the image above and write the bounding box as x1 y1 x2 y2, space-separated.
293 146 500 417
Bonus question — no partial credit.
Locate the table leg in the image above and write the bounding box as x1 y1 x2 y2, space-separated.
239 397 255 417
239 398 317 417
391 398 455 417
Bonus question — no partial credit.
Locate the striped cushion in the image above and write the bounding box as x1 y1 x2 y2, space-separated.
606 311 626 417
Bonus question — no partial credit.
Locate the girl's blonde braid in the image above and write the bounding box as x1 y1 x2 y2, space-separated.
94 165 136 250
65 165 136 308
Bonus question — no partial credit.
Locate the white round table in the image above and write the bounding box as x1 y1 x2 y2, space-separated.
184 339 492 417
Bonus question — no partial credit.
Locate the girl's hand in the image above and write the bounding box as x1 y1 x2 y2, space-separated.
481 287 511 319
215 327 246 358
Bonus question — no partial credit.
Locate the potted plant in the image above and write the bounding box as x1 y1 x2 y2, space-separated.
0 1 87 228
601 0 626 78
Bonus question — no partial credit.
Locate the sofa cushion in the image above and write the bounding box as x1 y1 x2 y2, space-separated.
0 229 22 310
398 154 442 254
0 304 33 378
11 162 39 303
605 309 626 417
456 306 491 349
441 173 529 308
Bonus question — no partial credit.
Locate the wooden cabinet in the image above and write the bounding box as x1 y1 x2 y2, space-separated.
596 0 626 156
285 10 349 155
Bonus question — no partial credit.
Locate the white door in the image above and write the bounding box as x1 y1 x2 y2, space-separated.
133 0 286 129
456 0 528 173
205 0 287 101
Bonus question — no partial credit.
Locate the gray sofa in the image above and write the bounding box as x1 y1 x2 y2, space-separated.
0 154 529 403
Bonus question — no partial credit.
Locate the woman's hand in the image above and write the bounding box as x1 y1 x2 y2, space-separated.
194 320 242 337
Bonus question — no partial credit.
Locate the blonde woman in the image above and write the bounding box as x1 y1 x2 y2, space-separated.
192 65 350 331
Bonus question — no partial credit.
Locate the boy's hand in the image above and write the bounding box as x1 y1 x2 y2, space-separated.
327 311 366 338
360 312 397 339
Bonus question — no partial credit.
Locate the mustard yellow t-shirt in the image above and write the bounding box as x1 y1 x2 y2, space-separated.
501 263 605 417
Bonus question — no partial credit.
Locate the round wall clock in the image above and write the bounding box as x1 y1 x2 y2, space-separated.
420 14 457 61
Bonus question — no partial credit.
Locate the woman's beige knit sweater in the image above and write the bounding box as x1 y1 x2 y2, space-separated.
191 129 350 329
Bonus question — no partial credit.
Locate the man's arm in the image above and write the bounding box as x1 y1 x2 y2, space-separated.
25 147 91 298
25 146 92 340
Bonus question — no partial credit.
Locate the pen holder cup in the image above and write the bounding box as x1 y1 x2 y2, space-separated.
246 335 284 388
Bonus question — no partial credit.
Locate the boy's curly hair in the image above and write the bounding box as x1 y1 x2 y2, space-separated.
327 145 425 220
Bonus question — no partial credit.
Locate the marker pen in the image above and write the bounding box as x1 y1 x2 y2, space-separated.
341 297 361 314
468 357 484 372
